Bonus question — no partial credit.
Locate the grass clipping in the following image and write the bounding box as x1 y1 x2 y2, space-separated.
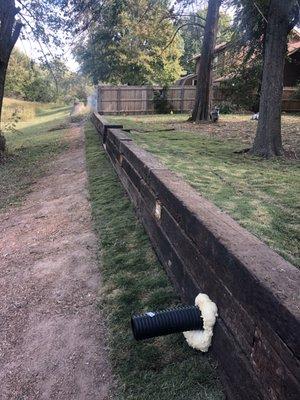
183 294 218 352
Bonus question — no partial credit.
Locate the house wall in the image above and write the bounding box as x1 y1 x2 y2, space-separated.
194 48 300 88
284 52 300 86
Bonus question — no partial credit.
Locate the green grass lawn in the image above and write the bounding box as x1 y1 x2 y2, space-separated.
107 114 300 268
0 99 70 211
85 122 224 400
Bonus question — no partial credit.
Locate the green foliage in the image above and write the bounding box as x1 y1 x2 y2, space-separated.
25 71 57 103
5 49 57 102
5 49 91 103
217 101 239 114
153 87 172 113
219 60 263 111
4 49 31 98
180 10 233 74
75 0 184 85
230 0 299 73
292 82 300 99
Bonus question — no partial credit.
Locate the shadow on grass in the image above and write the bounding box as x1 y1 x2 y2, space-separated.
36 105 70 117
129 128 299 268
0 138 67 211
0 105 69 212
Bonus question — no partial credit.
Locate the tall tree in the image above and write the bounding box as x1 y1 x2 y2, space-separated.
0 0 67 153
0 0 22 145
252 0 300 157
191 0 222 122
180 10 232 74
75 0 184 86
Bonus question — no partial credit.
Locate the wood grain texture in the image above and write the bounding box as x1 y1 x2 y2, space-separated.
91 113 300 400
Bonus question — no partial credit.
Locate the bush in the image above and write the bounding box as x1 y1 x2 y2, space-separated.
292 83 300 100
153 87 173 114
217 101 240 114
220 62 262 112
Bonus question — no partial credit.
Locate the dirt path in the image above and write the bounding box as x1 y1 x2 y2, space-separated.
0 124 112 399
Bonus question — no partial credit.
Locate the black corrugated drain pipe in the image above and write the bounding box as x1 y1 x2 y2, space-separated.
131 305 203 341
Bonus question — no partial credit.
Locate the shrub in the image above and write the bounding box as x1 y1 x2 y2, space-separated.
292 82 300 99
217 101 240 114
153 87 173 114
219 62 262 112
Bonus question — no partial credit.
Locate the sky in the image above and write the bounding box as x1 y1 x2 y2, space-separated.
16 1 234 74
17 37 79 72
17 0 237 72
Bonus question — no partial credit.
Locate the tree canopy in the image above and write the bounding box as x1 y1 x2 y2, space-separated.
180 9 233 74
5 48 90 103
74 0 184 85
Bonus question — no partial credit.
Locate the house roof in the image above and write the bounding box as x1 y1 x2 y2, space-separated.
288 40 300 55
191 30 300 61
174 73 196 85
191 42 228 61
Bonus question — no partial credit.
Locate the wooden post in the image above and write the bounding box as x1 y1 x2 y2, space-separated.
142 87 147 113
117 88 121 114
180 86 185 113
98 86 102 113
147 86 153 113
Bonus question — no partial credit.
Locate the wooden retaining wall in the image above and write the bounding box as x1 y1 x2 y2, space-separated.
91 112 300 400
97 85 300 114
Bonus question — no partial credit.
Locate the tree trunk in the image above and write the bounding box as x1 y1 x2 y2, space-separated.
0 60 8 153
0 61 8 129
191 0 222 122
0 0 22 143
252 0 295 157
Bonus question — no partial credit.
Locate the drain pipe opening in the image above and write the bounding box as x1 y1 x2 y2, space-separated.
131 293 218 352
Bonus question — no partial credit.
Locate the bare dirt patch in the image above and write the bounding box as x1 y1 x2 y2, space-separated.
0 124 113 399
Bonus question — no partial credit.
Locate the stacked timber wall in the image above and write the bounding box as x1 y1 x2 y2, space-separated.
97 85 300 114
91 112 300 400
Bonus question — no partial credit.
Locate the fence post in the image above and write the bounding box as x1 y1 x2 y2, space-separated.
180 86 185 113
98 86 102 113
117 88 121 114
147 86 153 113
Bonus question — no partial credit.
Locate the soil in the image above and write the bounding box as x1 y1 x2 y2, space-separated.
0 124 113 399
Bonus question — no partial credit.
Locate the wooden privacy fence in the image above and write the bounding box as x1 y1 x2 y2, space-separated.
97 85 300 115
97 85 197 114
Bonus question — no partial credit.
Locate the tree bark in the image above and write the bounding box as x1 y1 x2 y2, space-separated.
0 61 8 128
252 0 296 157
0 0 22 135
191 0 222 122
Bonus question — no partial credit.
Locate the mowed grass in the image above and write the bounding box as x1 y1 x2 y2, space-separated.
85 122 224 400
108 114 300 268
0 98 70 211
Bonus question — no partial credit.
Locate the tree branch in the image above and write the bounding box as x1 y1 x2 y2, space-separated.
288 2 300 32
162 22 205 51
18 13 59 91
253 1 268 23
10 21 23 49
